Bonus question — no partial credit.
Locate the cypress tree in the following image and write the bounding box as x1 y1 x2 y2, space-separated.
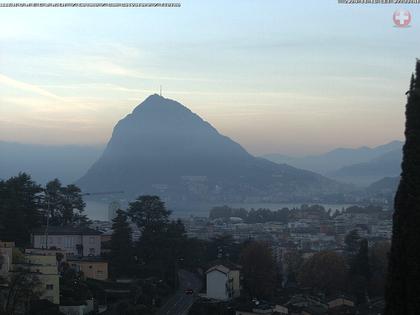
385 60 420 315
349 238 370 303
109 209 135 278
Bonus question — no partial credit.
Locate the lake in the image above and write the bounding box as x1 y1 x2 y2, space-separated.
85 200 356 221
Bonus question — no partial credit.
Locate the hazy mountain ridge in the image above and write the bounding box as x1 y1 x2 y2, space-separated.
76 94 348 208
367 176 400 195
0 141 104 184
263 140 403 186
0 95 400 200
328 148 402 185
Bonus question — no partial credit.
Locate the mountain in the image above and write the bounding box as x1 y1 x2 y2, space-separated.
263 141 403 186
367 176 399 195
77 94 348 209
363 176 400 206
327 149 402 186
0 141 104 184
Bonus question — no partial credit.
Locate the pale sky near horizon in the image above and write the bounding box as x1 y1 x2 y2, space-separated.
0 0 419 156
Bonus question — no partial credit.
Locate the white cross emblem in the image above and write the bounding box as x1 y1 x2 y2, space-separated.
393 10 411 28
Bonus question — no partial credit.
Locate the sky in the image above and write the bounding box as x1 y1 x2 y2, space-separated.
0 0 419 156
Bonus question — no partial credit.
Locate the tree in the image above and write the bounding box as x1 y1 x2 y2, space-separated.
109 210 135 278
127 195 170 233
0 173 42 246
344 229 361 254
385 60 420 315
136 218 188 288
349 239 371 303
160 220 188 288
0 267 42 315
181 238 208 269
369 241 390 297
240 241 277 298
127 196 187 288
298 251 347 295
60 265 92 306
350 239 371 280
44 179 88 226
207 234 242 261
283 250 303 283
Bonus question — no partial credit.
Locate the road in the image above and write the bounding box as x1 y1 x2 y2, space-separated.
157 270 202 315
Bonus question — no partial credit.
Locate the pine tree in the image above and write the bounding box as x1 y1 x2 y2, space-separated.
127 195 170 233
44 179 88 226
109 210 135 278
0 173 42 246
385 60 420 315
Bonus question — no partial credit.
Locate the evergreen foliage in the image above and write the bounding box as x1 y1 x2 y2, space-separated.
0 173 42 246
385 60 420 315
44 179 89 226
109 209 135 278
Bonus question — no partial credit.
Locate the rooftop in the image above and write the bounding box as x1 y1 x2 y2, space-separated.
68 256 107 263
31 226 102 236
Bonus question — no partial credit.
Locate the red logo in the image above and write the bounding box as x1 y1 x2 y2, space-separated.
393 10 411 28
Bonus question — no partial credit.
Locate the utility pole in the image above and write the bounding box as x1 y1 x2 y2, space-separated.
44 191 50 249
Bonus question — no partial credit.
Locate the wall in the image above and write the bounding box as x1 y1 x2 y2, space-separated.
207 270 228 300
82 235 101 256
38 273 60 304
32 234 101 257
0 247 13 274
229 270 241 298
71 261 108 281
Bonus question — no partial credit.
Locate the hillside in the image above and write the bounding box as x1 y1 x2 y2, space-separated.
77 95 348 209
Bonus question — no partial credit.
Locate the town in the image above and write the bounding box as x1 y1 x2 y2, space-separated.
0 173 391 315
1 1 420 315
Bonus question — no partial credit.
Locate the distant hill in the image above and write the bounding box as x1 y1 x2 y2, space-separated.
77 94 348 209
367 176 400 195
328 149 402 186
263 141 403 186
0 141 103 184
362 176 400 205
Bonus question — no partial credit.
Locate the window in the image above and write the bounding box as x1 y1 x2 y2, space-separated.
89 265 93 269
89 236 95 244
46 284 54 290
89 248 95 255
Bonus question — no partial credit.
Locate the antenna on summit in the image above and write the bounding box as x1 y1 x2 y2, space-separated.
159 85 162 97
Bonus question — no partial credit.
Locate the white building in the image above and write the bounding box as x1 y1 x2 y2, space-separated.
0 241 14 275
371 220 393 239
31 226 102 257
206 264 240 300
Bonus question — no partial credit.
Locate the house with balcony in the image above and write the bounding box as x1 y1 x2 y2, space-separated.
31 226 102 257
